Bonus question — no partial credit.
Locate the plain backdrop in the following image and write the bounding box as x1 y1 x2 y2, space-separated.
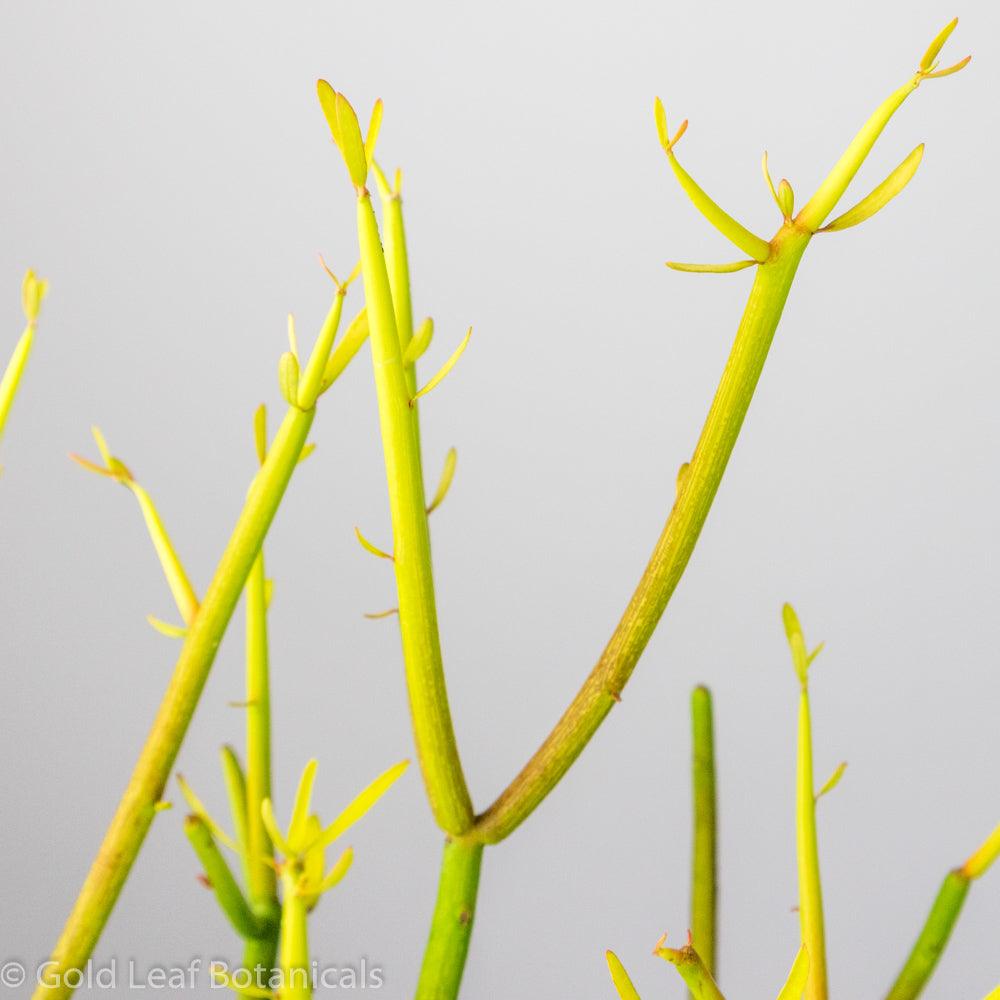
1 2 998 997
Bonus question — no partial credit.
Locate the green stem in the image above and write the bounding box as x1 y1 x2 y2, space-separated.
884 870 969 1000
278 865 312 1000
183 815 262 941
472 228 810 844
355 190 474 835
690 685 717 982
796 685 827 1000
885 819 1000 1000
244 549 281 973
35 405 314 1000
415 839 484 1000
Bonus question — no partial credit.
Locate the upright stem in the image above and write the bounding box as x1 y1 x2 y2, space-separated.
796 685 828 1000
690 685 717 982
356 190 474 835
278 865 313 1000
35 406 314 1000
244 549 280 972
415 839 484 1000
472 228 810 843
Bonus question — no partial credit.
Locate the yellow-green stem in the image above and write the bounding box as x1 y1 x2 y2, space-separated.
244 549 280 969
356 190 474 835
35 406 314 1000
796 686 828 1000
472 227 810 843
690 685 717 982
278 865 312 1000
415 838 484 1000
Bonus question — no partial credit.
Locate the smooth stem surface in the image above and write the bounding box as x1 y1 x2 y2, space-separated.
886 819 1000 1000
244 550 280 968
278 866 312 1000
796 686 827 1000
473 227 810 844
36 406 314 1000
183 815 261 941
885 870 969 1000
356 190 474 835
690 685 717 982
415 839 484 1000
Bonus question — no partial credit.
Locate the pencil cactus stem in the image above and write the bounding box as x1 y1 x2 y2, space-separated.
415 839 484 1000
36 404 314 1000
245 550 277 912
797 19 968 232
183 815 262 942
690 686 718 982
655 941 727 1000
654 100 771 262
785 605 828 1000
298 288 346 408
885 869 970 1000
352 174 474 835
278 866 312 1000
472 230 811 844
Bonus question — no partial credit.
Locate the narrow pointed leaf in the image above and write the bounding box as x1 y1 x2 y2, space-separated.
402 317 434 366
605 951 642 1000
287 759 318 852
363 607 399 620
310 759 409 853
278 351 300 408
176 775 240 853
426 447 457 515
220 746 250 874
260 798 291 858
923 56 971 79
147 615 187 639
335 91 368 187
317 846 355 895
321 308 369 388
920 18 958 71
364 99 383 168
821 145 924 232
412 327 472 404
775 945 810 1000
666 259 756 274
816 761 848 801
354 525 393 561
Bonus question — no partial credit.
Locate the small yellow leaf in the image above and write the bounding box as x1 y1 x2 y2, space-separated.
402 317 434 366
311 759 410 853
278 351 300 408
815 761 848 801
412 327 472 404
253 404 267 465
821 145 924 232
666 260 756 274
354 525 393 561
920 17 958 72
146 614 187 639
364 99 383 168
426 447 457 515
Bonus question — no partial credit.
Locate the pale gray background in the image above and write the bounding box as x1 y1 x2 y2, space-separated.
1 1 997 997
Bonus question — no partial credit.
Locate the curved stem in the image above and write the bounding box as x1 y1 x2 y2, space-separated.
356 190 474 835
472 228 810 844
35 406 314 1000
415 839 484 1000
